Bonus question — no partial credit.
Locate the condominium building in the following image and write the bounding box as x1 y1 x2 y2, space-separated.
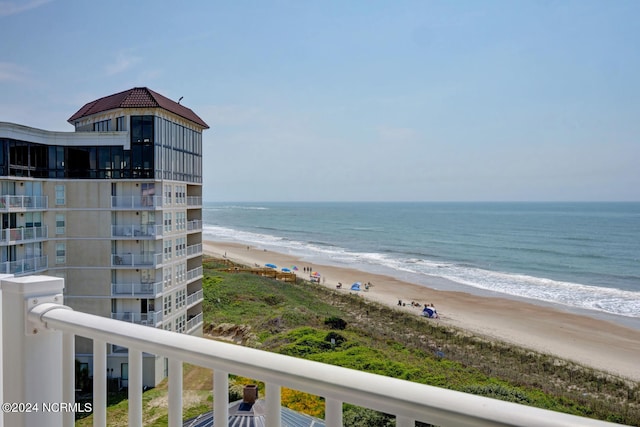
0 87 209 386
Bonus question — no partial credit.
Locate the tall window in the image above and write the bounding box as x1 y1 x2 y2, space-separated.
55 185 65 205
56 214 65 234
56 243 66 264
164 239 172 261
163 294 172 316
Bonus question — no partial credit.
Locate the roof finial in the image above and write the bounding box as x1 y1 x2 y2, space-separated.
178 96 184 104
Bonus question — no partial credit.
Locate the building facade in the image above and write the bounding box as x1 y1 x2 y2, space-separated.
0 87 209 386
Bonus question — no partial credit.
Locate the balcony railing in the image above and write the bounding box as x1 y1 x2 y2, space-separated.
187 196 202 207
186 312 203 333
0 255 48 275
186 289 203 307
111 195 163 209
0 225 48 243
111 310 163 326
187 219 202 232
0 194 48 211
111 224 162 238
111 281 164 297
186 266 203 282
187 243 202 257
112 252 162 267
1 275 616 427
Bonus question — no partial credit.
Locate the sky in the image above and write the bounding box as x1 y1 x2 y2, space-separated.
1 0 639 202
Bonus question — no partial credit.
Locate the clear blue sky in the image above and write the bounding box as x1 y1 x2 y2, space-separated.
1 0 639 202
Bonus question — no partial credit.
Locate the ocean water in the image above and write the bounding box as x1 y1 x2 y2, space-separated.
202 202 640 327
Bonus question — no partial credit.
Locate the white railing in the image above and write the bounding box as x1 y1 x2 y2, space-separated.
0 226 48 243
186 219 202 232
112 252 162 267
0 256 48 275
111 195 163 209
111 281 164 297
186 266 203 282
187 243 202 257
186 312 203 333
110 311 162 326
186 289 203 307
111 224 162 238
0 195 48 211
187 196 202 207
0 276 621 427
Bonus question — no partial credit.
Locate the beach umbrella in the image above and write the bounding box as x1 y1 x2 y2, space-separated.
281 268 291 272
311 271 320 277
265 263 277 269
292 266 298 271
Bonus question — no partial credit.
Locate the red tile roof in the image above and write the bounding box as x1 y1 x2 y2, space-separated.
68 87 209 129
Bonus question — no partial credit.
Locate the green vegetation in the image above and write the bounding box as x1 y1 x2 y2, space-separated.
77 257 640 426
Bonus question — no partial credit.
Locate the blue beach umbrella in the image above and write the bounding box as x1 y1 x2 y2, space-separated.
265 263 277 269
281 268 291 272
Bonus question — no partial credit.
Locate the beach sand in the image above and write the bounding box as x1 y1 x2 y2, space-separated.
204 240 640 383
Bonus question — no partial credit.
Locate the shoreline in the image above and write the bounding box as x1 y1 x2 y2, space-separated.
204 240 640 383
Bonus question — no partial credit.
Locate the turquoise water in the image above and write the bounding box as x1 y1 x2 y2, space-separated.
202 202 640 324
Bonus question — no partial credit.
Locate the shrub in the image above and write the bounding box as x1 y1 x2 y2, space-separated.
324 316 347 330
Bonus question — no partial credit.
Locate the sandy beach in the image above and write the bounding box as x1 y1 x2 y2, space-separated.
204 240 640 383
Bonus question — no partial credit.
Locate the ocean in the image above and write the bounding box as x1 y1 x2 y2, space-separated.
201 202 640 328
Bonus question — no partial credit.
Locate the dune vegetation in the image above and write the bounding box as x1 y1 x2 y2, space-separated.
76 257 639 426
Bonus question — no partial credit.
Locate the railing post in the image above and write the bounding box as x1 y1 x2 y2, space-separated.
265 382 281 427
128 349 143 427
168 358 182 427
325 398 343 427
0 275 65 427
62 332 75 427
213 370 229 427
396 415 414 427
93 339 107 427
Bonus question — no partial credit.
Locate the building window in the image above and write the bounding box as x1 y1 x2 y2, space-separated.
176 289 186 309
55 185 65 205
93 119 111 132
163 213 172 233
164 239 172 261
163 267 172 289
56 243 66 264
176 314 186 333
164 185 172 205
163 294 172 316
121 363 128 381
131 116 154 143
56 214 65 234
116 116 125 131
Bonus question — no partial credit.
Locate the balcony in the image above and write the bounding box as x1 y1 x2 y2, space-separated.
0 194 48 211
0 275 615 427
186 266 203 283
0 225 48 244
0 255 48 275
186 312 203 333
111 224 162 239
111 195 163 210
112 252 162 268
111 281 164 297
187 196 202 207
186 219 202 232
111 310 163 327
186 243 202 257
186 289 203 308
